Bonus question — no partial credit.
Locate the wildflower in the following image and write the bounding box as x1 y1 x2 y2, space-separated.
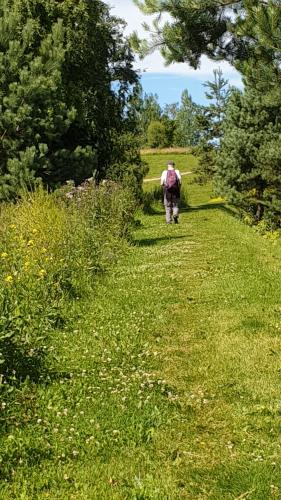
9 224 16 229
32 229 38 234
1 252 8 259
4 275 13 283
42 247 47 253
27 240 34 246
38 269 46 277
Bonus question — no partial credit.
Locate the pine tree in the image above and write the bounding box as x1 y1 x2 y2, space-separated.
203 69 231 142
0 4 78 198
216 85 281 224
133 0 247 67
0 0 142 198
174 90 201 147
195 69 231 184
138 92 162 145
214 3 281 224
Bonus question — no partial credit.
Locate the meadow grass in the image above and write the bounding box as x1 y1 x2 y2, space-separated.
141 148 192 156
1 155 281 498
142 153 197 180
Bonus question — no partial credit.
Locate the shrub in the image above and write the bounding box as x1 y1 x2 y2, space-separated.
0 182 136 388
147 121 168 149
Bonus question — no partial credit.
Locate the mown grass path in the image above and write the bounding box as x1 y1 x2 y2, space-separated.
126 179 281 498
2 166 281 498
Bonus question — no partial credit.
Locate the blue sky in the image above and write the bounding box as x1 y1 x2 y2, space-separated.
107 0 242 107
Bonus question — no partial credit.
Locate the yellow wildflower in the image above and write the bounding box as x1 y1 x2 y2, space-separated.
38 269 46 277
27 240 34 246
209 197 225 204
32 229 38 234
24 261 30 268
42 247 47 253
4 275 13 283
1 252 8 259
9 224 16 229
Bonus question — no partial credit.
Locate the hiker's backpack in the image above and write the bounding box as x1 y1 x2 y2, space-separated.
165 170 179 194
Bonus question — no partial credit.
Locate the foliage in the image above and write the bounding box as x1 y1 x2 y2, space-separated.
216 85 281 224
174 90 201 147
137 92 162 145
147 120 168 148
0 8 77 199
104 130 148 199
0 183 136 389
0 0 141 198
132 0 246 67
194 140 217 185
202 69 231 143
194 69 231 184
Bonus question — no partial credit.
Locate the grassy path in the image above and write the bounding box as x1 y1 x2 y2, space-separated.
124 179 281 498
2 167 281 498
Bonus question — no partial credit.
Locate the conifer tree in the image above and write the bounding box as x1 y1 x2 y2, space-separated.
0 0 142 198
216 85 281 223
174 90 201 147
194 69 231 183
0 3 77 198
133 0 247 67
203 69 231 142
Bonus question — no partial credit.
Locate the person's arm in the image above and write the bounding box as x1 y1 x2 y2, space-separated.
160 170 167 186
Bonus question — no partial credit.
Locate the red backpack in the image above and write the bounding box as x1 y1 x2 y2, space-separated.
165 170 179 193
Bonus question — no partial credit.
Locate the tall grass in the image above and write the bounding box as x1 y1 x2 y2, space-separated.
141 147 192 155
0 183 135 389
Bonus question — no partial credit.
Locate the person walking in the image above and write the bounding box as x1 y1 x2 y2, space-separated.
160 160 182 224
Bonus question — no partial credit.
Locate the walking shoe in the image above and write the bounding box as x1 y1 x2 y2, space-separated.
173 216 178 224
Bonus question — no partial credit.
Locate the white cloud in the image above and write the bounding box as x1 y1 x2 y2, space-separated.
107 0 241 83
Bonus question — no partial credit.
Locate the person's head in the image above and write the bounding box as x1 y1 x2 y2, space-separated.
167 160 175 170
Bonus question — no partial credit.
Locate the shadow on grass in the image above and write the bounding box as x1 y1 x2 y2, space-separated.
0 444 54 482
144 202 235 219
135 235 187 247
186 202 236 217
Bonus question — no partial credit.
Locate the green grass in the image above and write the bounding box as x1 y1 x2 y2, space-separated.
143 153 198 179
2 154 281 498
